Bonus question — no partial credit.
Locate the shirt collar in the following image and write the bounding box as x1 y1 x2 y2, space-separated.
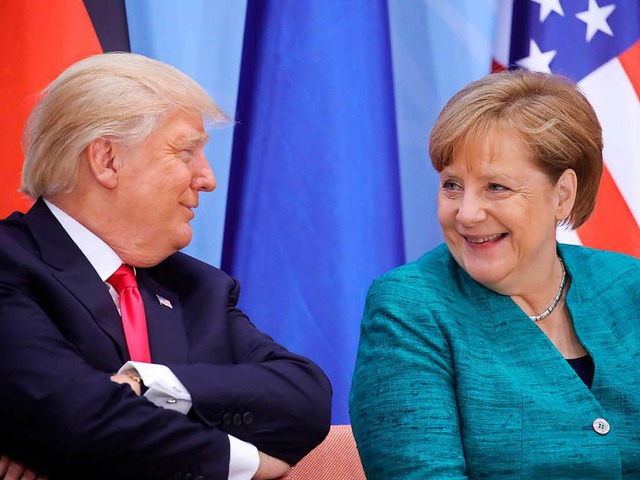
44 199 123 281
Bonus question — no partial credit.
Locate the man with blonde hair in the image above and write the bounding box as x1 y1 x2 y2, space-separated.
0 52 331 480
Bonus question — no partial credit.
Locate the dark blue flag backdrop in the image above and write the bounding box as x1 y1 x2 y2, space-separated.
222 0 405 423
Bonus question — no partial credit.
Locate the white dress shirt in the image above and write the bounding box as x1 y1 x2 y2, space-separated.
44 199 259 479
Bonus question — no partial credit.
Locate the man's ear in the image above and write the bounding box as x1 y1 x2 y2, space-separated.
86 138 118 189
555 168 577 222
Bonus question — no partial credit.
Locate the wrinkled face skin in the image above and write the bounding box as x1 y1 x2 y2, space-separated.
111 111 215 265
437 127 566 295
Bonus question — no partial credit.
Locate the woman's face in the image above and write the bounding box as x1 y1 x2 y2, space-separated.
437 127 574 294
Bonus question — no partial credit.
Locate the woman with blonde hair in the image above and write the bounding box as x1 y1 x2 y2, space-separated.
350 69 640 478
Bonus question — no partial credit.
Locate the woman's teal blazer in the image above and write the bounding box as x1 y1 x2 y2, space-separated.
350 243 640 479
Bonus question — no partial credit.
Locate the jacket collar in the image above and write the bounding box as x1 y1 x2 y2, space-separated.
23 198 188 363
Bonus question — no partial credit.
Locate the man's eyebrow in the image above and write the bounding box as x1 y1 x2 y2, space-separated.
177 132 210 148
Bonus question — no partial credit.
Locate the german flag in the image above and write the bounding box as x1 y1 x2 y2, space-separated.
0 0 130 217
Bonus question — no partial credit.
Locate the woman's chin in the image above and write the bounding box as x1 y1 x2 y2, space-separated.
462 263 510 291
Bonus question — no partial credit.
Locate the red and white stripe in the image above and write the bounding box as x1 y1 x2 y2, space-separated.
493 1 640 256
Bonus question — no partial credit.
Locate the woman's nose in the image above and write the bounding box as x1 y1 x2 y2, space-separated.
456 193 486 226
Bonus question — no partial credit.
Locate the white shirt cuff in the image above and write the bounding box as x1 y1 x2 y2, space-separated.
118 361 192 415
228 434 259 480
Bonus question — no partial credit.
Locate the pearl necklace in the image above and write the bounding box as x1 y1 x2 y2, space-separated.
529 257 566 322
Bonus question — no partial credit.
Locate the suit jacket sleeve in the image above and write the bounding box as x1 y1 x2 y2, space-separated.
162 268 333 466
0 275 233 479
0 202 331 478
349 272 468 479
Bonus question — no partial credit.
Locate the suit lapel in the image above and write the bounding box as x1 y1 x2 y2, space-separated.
24 199 129 360
24 199 190 364
137 270 189 364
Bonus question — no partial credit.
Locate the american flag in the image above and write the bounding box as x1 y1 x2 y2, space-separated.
493 0 640 257
156 294 173 309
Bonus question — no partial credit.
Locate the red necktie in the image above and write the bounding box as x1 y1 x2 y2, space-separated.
107 264 151 362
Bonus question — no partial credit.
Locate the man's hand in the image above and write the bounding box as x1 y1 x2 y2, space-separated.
252 451 291 480
0 455 48 480
110 373 142 396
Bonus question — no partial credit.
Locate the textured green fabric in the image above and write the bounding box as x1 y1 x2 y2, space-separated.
350 243 640 479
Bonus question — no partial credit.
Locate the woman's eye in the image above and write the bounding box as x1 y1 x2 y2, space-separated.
488 183 508 192
442 180 461 191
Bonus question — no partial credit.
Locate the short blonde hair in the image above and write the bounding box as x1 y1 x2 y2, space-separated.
429 69 603 229
21 52 229 198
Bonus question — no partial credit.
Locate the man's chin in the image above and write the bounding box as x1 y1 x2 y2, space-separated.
175 228 193 251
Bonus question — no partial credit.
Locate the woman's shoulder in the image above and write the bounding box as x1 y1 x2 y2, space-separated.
368 243 462 304
559 243 640 299
559 243 640 276
375 243 452 281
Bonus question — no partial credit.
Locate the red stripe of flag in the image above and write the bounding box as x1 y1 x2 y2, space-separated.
577 165 640 257
0 0 103 217
491 59 507 73
619 39 640 101
577 39 640 257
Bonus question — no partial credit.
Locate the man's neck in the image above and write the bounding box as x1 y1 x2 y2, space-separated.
43 198 123 280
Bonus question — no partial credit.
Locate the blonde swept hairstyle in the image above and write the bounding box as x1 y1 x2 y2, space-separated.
429 69 603 229
21 52 229 198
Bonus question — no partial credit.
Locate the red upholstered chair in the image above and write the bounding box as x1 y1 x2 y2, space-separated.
286 424 366 479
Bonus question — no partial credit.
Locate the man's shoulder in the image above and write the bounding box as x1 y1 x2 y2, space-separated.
150 252 234 286
0 209 30 238
154 251 223 272
0 210 38 265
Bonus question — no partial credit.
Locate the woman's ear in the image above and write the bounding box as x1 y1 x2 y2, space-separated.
556 168 577 222
86 138 118 189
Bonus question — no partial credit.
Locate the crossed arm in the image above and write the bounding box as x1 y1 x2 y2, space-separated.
109 373 293 480
0 376 291 480
0 272 331 479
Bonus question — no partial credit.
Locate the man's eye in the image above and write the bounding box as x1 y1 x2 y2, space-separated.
178 149 194 161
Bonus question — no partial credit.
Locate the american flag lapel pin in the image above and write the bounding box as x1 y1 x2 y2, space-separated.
156 294 173 309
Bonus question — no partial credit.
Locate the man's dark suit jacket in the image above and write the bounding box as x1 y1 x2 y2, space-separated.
0 198 332 479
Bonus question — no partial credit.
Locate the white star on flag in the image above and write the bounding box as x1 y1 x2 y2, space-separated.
516 39 557 73
531 0 564 23
576 0 616 42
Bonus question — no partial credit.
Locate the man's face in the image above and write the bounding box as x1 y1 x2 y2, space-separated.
110 112 214 266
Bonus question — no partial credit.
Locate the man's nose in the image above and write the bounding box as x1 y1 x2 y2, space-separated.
191 152 216 192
